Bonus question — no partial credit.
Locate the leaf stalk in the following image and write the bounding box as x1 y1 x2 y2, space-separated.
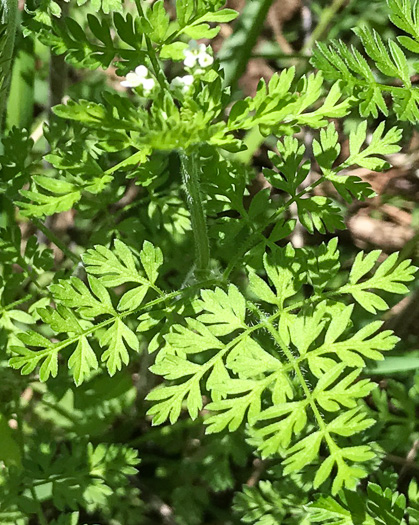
133 0 171 93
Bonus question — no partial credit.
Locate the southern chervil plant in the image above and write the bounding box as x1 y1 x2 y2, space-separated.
0 0 418 522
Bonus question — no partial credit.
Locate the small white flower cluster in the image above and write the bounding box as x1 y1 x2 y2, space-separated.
120 41 214 97
120 65 156 95
168 41 214 95
182 40 214 69
170 74 194 94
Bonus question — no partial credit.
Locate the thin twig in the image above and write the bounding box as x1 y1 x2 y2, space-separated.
246 458 265 487
3 293 32 311
400 439 419 479
384 453 419 474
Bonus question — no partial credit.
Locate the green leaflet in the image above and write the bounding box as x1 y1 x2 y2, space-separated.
99 317 139 376
227 69 352 135
25 0 237 71
311 0 419 120
0 439 139 516
76 0 124 14
296 196 345 234
68 335 98 386
9 240 164 383
83 239 163 310
233 479 308 525
341 251 416 313
234 475 418 524
308 482 407 524
257 121 400 242
16 175 82 218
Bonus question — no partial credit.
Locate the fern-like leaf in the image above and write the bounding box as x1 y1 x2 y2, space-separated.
147 244 416 493
9 240 165 383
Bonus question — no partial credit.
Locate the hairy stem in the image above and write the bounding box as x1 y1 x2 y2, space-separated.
179 149 210 279
133 0 171 92
260 311 341 467
0 0 18 138
27 278 220 364
48 0 68 114
4 293 32 311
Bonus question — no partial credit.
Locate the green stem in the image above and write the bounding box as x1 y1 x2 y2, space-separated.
302 0 348 53
4 293 32 311
180 151 210 274
218 0 274 90
28 278 220 363
48 0 68 114
260 310 340 457
0 0 18 138
133 0 170 92
16 252 43 291
252 51 311 60
33 218 81 265
179 150 210 279
29 486 49 525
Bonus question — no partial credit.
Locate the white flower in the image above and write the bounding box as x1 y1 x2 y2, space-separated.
183 53 198 67
134 65 149 78
183 40 214 69
170 74 195 93
120 65 155 94
182 75 194 86
141 77 156 93
198 53 214 68
121 72 143 88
